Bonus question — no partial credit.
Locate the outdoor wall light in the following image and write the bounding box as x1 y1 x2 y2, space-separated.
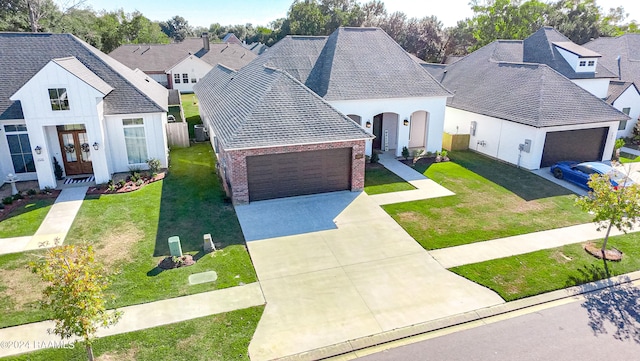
365 120 372 128
93 142 99 150
403 118 409 126
34 146 42 154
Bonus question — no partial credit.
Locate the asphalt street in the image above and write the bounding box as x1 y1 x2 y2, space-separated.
356 280 640 361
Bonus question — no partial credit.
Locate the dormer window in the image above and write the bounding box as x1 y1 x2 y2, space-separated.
579 61 586 67
49 88 69 110
587 60 595 66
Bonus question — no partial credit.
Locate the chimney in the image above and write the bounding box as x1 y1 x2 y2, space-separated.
202 32 210 51
617 55 622 80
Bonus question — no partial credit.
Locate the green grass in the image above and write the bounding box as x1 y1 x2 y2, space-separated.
0 199 54 238
383 151 592 250
0 143 256 328
1 306 264 361
181 93 201 139
451 233 640 301
364 163 415 195
619 151 640 163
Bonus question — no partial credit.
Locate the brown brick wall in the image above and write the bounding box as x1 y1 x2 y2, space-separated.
220 140 366 204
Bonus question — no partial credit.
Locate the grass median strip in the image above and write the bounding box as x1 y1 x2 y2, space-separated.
383 151 592 250
450 233 640 302
0 306 264 361
0 199 55 238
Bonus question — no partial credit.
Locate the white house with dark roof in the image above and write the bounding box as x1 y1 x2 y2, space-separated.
584 34 640 137
424 36 629 170
109 34 256 93
0 32 169 189
195 27 450 203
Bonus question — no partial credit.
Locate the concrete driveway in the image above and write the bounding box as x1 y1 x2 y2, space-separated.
237 191 504 361
531 167 588 196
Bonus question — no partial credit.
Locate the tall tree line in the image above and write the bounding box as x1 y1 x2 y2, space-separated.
1 0 638 60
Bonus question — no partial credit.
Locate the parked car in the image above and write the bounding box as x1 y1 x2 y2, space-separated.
550 161 634 190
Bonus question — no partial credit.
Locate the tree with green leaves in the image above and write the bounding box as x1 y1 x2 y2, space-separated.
160 15 192 42
576 173 640 256
30 242 121 361
288 0 326 35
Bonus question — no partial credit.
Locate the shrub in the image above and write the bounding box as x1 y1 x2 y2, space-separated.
2 196 13 205
370 152 379 164
130 172 141 183
27 189 37 196
107 180 116 192
53 157 64 180
135 179 144 187
13 193 24 200
118 179 126 187
146 158 161 176
402 146 410 160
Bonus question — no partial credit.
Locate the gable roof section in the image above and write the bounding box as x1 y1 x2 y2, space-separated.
0 32 166 120
253 27 451 101
109 38 255 73
523 27 615 79
194 62 372 150
426 40 629 128
551 41 601 58
583 34 640 87
52 57 113 95
605 80 639 104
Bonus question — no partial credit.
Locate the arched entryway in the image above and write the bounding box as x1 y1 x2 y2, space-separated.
408 110 429 149
372 112 399 151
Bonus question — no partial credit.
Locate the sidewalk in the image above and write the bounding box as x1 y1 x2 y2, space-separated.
0 282 265 358
430 222 640 269
370 153 454 205
0 186 87 255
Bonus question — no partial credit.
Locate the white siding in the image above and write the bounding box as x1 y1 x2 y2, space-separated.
555 47 597 73
444 107 618 169
571 78 610 99
168 56 213 93
612 85 640 138
329 96 448 157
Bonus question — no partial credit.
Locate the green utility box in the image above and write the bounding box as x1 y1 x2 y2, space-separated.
168 236 183 257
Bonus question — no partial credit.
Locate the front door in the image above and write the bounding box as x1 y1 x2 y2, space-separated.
58 130 93 175
372 114 383 150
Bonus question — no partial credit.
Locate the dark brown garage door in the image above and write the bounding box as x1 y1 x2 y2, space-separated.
246 148 352 202
540 127 608 167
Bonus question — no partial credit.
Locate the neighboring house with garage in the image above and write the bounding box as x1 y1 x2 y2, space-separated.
195 27 450 203
0 32 169 190
109 34 256 93
424 38 629 170
584 34 640 138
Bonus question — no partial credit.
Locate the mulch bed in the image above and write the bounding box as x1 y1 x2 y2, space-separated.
0 190 61 222
584 242 623 261
158 254 195 269
86 171 166 195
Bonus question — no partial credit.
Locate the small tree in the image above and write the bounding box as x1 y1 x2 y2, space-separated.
401 146 410 160
30 242 121 361
576 173 640 255
613 138 626 160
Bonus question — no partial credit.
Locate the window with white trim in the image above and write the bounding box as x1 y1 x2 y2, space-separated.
48 88 69 110
122 118 148 164
191 78 197 83
579 61 586 67
182 73 189 83
619 107 631 130
4 124 35 173
587 60 595 66
174 73 181 84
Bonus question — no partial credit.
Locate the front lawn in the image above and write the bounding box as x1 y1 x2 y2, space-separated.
0 143 256 328
364 163 415 195
0 199 54 238
0 306 264 361
383 151 592 250
181 93 202 139
451 233 640 301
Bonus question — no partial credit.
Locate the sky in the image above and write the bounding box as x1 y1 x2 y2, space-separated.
83 0 640 29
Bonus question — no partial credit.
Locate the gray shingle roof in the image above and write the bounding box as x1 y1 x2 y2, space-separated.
0 32 166 120
109 38 255 73
193 62 372 150
583 34 640 88
253 27 451 101
605 80 638 104
424 40 629 128
52 57 113 95
523 27 616 79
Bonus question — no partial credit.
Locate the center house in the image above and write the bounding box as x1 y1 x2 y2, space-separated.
194 27 451 204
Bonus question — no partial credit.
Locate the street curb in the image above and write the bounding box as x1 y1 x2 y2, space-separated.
273 270 640 361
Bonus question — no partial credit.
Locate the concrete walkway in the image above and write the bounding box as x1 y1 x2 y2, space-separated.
621 146 640 157
370 153 454 205
430 222 640 269
0 283 265 358
0 186 88 255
